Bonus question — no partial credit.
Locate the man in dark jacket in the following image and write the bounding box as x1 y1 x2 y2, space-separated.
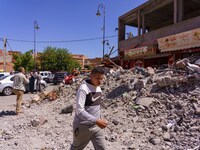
29 72 35 93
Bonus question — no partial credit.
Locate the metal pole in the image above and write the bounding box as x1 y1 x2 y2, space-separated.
3 37 7 72
103 7 105 60
96 4 106 61
34 20 39 70
34 21 36 70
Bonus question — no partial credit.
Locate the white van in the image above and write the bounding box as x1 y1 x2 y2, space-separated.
0 72 10 78
39 71 52 83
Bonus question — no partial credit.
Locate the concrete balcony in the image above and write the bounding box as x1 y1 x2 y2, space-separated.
119 16 200 51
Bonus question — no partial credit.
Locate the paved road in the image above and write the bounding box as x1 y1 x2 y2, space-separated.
0 84 55 110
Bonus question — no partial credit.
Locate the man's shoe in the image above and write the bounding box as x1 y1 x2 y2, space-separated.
16 111 23 115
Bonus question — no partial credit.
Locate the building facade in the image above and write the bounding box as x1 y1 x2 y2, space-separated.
0 50 20 72
118 0 200 68
85 57 102 68
72 54 88 69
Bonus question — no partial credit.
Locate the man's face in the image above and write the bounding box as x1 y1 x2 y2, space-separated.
90 73 104 87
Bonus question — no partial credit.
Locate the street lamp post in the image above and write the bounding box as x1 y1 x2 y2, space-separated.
96 3 105 60
34 20 39 70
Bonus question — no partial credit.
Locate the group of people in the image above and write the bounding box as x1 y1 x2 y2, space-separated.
13 66 108 149
13 67 42 115
29 71 42 93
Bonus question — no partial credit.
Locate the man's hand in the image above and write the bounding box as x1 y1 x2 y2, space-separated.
96 119 108 129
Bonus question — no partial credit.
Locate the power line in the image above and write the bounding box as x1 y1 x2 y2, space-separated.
6 35 117 43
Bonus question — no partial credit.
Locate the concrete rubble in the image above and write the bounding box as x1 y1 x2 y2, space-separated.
0 58 200 150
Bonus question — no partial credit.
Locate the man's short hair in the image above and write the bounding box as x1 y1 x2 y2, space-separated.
91 66 104 75
19 67 25 72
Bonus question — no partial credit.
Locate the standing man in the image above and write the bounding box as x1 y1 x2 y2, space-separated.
71 66 108 150
35 71 42 93
13 67 29 115
29 72 35 93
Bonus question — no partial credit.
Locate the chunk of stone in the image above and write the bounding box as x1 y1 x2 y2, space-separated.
135 97 155 107
149 138 161 145
61 105 73 114
163 132 171 141
156 76 172 87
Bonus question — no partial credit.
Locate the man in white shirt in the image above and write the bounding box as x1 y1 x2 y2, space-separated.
71 66 108 150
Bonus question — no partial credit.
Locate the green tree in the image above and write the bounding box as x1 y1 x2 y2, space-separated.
66 58 81 73
40 47 57 71
40 46 81 72
13 50 34 72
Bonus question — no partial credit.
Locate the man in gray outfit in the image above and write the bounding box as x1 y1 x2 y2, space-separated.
71 66 108 150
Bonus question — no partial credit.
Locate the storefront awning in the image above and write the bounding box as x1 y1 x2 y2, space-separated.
124 46 156 60
158 28 200 52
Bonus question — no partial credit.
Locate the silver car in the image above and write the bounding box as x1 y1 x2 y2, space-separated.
0 75 48 96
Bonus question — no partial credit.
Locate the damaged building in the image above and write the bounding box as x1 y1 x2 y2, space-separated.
118 0 200 68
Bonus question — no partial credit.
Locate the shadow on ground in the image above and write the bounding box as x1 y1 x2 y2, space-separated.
0 110 16 117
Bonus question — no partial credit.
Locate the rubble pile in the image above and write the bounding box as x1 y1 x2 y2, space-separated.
0 63 200 150
101 68 200 150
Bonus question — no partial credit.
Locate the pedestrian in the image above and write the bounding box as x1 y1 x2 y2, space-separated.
29 72 35 93
35 71 42 93
10 70 14 75
13 67 29 115
71 66 108 150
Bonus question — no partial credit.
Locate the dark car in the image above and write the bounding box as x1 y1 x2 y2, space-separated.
53 72 68 85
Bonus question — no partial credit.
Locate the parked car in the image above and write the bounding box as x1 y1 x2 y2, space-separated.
39 71 52 83
0 75 48 96
53 72 68 85
48 73 55 83
0 72 10 78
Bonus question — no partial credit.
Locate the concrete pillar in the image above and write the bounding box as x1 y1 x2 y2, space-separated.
138 10 141 35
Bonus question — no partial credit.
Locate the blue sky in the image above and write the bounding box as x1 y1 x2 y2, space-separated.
0 0 148 58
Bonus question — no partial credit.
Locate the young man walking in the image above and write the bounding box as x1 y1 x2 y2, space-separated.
13 67 29 115
71 66 108 150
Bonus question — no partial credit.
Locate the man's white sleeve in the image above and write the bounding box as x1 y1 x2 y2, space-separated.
76 89 97 124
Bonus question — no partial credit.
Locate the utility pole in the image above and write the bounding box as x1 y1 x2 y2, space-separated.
3 37 7 72
96 3 106 61
34 21 39 71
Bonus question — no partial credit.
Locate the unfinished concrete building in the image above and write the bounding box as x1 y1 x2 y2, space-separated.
118 0 200 68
